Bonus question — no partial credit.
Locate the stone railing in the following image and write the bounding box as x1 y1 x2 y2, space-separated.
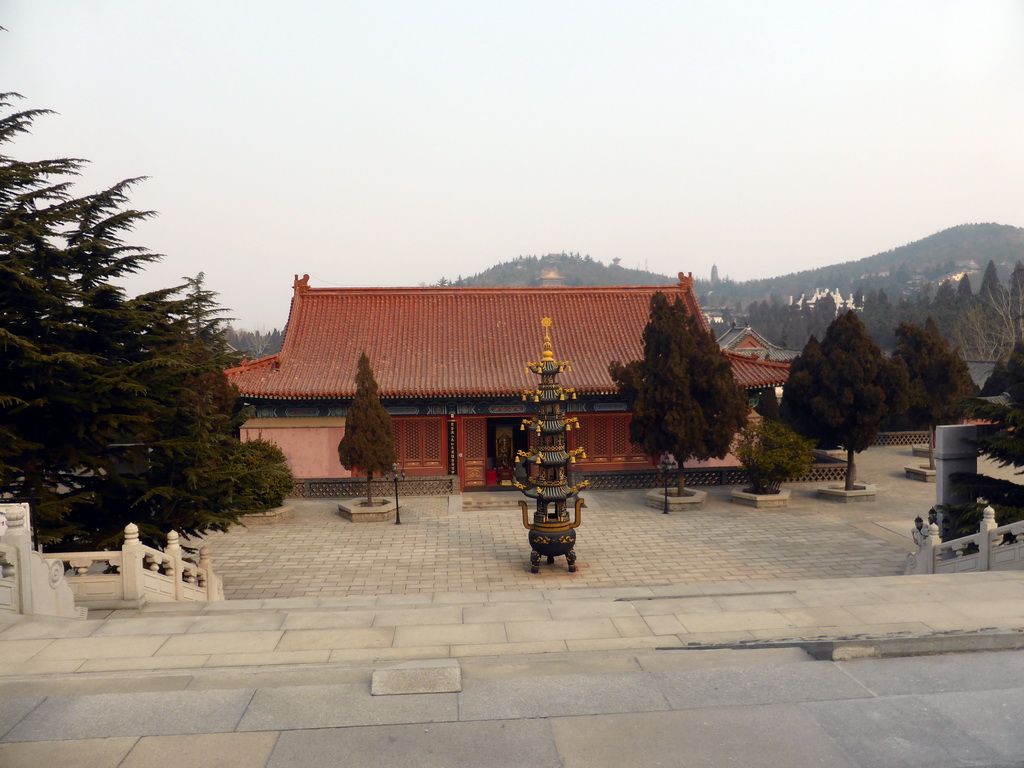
0 503 84 619
42 523 224 608
905 506 1024 575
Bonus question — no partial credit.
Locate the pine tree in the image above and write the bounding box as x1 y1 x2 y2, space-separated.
781 311 909 490
337 353 397 504
1 95 291 548
979 260 1002 300
609 292 748 493
955 346 1024 520
956 274 973 301
755 387 781 421
893 318 975 469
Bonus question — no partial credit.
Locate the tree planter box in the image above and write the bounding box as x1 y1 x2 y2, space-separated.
817 483 876 503
731 488 790 508
240 505 295 525
644 488 707 511
911 444 931 459
338 498 396 522
904 465 936 482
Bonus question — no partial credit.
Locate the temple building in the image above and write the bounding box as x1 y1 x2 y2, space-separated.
225 273 790 492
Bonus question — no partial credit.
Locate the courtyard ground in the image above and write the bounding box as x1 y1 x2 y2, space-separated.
198 443 1001 599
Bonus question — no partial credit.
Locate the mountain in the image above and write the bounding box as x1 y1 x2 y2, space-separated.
439 253 676 288
703 223 1024 308
445 224 1024 309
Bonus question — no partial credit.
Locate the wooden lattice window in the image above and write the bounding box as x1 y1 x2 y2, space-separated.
423 419 441 461
464 418 486 459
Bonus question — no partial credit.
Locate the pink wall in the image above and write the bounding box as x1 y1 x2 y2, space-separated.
242 425 350 479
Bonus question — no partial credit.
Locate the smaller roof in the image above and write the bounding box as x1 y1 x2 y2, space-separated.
717 325 800 363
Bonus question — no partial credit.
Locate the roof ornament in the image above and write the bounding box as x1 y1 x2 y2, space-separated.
293 274 311 293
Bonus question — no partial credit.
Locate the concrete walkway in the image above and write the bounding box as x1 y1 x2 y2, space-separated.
3 444 1023 766
2 572 1024 767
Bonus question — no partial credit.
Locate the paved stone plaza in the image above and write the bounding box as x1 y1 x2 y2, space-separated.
198 445 971 599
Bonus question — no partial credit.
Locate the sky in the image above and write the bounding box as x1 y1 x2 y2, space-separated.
4 1 1024 329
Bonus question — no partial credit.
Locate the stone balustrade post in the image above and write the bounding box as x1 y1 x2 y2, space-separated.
198 547 216 600
165 530 183 600
920 521 939 574
978 505 997 571
120 523 146 603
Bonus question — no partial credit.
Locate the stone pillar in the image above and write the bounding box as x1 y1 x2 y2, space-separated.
934 424 979 534
120 523 146 604
978 505 997 571
165 530 183 600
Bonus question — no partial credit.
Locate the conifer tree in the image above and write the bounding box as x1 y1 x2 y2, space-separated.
781 311 909 490
956 274 973 301
979 260 1003 300
1 95 290 548
337 353 397 504
609 292 748 494
955 345 1024 518
893 318 975 469
755 387 781 421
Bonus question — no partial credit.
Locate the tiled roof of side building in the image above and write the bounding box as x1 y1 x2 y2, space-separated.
226 273 789 399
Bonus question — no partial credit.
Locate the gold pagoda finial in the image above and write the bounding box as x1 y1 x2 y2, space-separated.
541 317 554 362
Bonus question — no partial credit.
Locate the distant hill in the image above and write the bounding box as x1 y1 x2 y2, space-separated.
443 224 1024 309
702 223 1024 308
439 253 676 288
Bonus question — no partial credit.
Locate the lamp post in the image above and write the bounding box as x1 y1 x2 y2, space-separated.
391 463 406 525
657 454 679 515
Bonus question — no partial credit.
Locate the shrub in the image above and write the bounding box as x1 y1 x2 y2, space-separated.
734 420 815 495
233 439 295 511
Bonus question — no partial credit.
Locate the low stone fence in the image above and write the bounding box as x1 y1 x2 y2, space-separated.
291 475 459 498
906 506 1024 575
585 455 847 491
42 523 224 609
874 431 929 447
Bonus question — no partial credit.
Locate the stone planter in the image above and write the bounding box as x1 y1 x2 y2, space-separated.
904 464 936 482
240 505 295 526
911 443 931 459
817 483 876 503
644 487 707 511
731 488 790 508
338 498 396 522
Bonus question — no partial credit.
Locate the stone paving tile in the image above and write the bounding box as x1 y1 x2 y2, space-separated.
0 737 138 768
195 445 942 600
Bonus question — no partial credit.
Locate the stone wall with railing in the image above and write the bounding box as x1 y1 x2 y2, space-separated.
905 506 1024 575
42 523 224 609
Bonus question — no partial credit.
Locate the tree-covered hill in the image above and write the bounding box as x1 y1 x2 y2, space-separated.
439 252 676 288
698 223 1024 308
440 224 1024 308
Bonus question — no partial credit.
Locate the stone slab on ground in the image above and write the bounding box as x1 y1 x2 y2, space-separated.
371 658 462 695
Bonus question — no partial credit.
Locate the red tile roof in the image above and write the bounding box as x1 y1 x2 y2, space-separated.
226 274 789 400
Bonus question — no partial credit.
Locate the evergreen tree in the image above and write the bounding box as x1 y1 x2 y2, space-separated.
781 311 909 490
337 353 397 504
1 95 290 548
954 346 1024 521
755 387 781 421
979 260 1002 300
893 318 975 469
609 292 748 493
956 274 973 301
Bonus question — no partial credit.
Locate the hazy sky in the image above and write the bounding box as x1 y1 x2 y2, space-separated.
4 2 1023 328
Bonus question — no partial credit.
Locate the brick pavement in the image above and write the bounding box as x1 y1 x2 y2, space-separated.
195 444 990 600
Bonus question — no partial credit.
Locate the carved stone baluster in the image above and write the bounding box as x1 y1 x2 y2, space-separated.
69 558 92 576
